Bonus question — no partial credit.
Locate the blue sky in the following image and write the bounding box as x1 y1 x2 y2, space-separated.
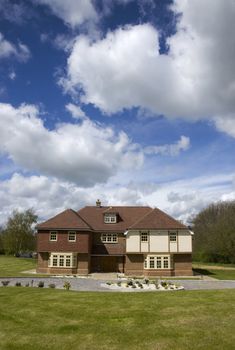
0 0 235 224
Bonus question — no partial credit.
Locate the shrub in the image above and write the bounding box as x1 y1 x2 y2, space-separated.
127 279 133 286
1 280 10 286
38 281 44 288
63 281 71 290
144 278 150 285
25 283 29 287
15 282 21 287
48 283 56 289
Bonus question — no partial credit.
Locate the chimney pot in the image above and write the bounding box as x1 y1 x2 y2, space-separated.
96 199 101 207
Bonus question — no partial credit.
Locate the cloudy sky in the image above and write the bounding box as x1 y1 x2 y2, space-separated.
0 0 235 225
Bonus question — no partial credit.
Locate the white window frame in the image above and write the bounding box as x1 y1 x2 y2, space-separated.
48 253 77 268
144 255 171 269
169 232 177 242
49 231 57 241
141 232 148 242
68 231 76 242
104 213 117 223
101 233 118 243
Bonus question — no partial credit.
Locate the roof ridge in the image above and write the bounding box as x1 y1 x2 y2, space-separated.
129 207 154 229
71 209 93 230
153 207 187 228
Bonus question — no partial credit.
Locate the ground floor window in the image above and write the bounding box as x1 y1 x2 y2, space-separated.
48 253 77 268
144 255 171 269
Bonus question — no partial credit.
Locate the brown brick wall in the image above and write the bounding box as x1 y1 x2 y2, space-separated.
37 230 90 253
37 252 89 275
173 253 193 276
125 254 144 276
92 232 125 255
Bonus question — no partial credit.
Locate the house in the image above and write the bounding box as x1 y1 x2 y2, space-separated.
37 200 193 276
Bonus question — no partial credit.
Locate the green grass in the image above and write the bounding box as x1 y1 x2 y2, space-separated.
0 288 235 350
193 268 235 280
0 255 37 277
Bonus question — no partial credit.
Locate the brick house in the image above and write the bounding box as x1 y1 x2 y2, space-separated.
37 200 193 276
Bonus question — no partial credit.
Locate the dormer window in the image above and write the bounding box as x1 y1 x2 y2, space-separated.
104 213 117 223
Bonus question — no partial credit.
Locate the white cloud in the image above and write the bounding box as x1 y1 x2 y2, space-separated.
0 33 30 61
144 135 190 156
36 0 98 28
9 71 16 80
62 0 235 137
0 103 143 187
66 103 88 120
0 171 234 226
213 115 235 138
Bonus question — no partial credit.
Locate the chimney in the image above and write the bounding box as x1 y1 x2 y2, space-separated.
96 199 101 207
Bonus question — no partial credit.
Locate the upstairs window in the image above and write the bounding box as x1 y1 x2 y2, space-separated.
50 231 57 241
101 233 118 243
141 232 148 242
169 232 177 242
104 213 117 223
68 231 76 242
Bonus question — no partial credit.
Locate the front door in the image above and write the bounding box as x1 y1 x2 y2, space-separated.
99 256 117 272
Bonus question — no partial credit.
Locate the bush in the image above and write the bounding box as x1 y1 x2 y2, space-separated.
48 283 56 289
25 283 29 287
63 281 71 290
38 281 44 288
15 282 21 287
144 278 150 285
1 280 10 286
127 279 133 286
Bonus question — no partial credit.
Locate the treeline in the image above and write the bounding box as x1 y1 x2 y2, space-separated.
192 200 235 263
0 209 37 255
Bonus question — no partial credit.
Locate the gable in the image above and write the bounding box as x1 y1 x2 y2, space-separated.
37 209 91 230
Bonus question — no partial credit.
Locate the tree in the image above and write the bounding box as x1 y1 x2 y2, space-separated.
2 209 38 255
0 227 4 254
192 201 235 263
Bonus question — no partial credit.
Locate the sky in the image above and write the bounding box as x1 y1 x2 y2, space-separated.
0 0 235 225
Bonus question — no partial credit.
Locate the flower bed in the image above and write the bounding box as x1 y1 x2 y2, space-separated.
103 278 184 291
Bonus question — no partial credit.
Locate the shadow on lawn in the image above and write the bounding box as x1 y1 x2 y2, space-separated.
193 268 215 276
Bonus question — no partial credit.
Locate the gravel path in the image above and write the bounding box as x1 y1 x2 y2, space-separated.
1 277 235 292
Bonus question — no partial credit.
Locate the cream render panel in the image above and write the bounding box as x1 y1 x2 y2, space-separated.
149 231 169 252
126 231 140 252
140 242 149 252
178 231 192 252
169 241 178 252
126 229 193 253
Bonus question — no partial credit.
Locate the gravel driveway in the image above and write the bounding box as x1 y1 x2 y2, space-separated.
1 277 235 292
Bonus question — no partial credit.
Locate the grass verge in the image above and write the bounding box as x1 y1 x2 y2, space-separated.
0 255 37 277
0 288 235 350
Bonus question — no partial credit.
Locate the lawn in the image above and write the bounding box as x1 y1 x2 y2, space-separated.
193 262 235 280
0 288 235 350
0 255 36 277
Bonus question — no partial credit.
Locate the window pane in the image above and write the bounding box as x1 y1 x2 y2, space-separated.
141 233 148 242
163 257 169 268
149 257 155 268
59 256 64 267
170 234 177 242
66 256 71 267
68 232 76 241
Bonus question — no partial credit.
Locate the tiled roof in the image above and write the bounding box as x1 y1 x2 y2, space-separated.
77 206 152 231
37 209 91 230
37 206 187 232
129 208 187 230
